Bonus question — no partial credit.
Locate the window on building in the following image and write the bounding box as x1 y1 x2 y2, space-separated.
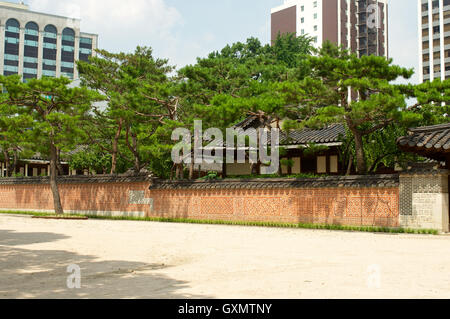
42 24 57 77
329 156 338 174
432 0 440 9
317 156 327 174
23 21 39 80
4 19 20 76
433 13 440 23
61 28 75 79
314 25 318 31
79 37 93 62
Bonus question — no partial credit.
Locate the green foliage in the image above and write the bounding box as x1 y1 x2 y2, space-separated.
77 46 179 176
278 41 450 174
225 173 324 179
280 158 294 168
299 143 330 157
199 171 220 180
178 34 314 131
0 75 102 157
68 146 113 174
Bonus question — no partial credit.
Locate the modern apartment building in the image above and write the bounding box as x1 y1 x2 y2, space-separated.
419 0 450 82
0 1 97 81
271 0 388 57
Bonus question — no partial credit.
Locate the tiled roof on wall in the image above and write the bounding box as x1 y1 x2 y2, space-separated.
148 175 399 190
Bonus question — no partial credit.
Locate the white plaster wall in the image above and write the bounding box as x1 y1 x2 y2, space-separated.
400 193 449 232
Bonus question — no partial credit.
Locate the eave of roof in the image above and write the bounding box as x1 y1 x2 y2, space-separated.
397 122 450 161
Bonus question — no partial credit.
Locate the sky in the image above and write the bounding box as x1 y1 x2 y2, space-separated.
21 0 419 83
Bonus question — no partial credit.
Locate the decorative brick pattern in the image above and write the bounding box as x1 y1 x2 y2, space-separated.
149 187 399 227
0 175 400 228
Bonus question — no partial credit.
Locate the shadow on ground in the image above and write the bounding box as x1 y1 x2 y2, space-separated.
0 229 208 299
0 229 70 246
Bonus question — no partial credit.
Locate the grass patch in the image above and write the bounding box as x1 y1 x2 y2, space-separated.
0 210 439 235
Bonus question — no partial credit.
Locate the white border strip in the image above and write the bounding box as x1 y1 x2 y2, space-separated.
0 208 146 218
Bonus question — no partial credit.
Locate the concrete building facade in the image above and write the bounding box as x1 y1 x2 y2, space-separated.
271 0 388 57
418 0 450 82
0 1 97 81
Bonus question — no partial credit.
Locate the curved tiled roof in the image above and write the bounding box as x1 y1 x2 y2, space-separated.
397 123 450 161
280 124 346 145
233 116 346 146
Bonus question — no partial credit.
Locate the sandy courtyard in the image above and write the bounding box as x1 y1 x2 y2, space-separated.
0 214 449 299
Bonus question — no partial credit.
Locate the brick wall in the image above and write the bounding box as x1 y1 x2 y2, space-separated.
150 187 399 227
0 176 152 218
0 175 400 227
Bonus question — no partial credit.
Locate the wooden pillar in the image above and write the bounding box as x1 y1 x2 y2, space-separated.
222 160 227 178
25 164 28 177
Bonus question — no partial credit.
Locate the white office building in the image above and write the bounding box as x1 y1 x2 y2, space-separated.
0 1 97 81
419 0 450 82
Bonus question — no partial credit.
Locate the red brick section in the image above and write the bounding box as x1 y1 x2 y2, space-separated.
0 181 150 214
0 179 399 227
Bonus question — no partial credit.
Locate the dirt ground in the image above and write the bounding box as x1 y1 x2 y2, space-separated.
0 214 449 299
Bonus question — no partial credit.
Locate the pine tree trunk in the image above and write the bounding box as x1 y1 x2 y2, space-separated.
353 131 367 174
110 119 123 175
3 150 11 177
346 154 353 176
132 132 140 174
189 162 194 180
176 164 183 180
12 150 18 176
56 149 64 175
50 143 64 215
